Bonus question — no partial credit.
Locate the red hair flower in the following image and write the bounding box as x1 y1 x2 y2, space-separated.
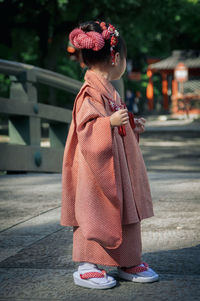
100 22 107 30
108 24 115 33
111 36 118 46
99 22 119 65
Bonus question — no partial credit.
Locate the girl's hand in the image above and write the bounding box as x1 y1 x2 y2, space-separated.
134 117 146 133
110 109 129 127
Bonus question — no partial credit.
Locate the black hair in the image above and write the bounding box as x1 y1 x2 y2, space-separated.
79 21 127 66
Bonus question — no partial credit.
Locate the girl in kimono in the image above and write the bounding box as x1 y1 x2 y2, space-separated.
60 20 159 289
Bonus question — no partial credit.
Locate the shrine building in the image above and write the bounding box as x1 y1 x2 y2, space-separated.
146 50 200 117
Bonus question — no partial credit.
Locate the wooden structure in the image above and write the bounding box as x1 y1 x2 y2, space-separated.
146 50 200 115
0 59 82 173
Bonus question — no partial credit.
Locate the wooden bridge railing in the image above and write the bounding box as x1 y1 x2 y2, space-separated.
0 59 82 173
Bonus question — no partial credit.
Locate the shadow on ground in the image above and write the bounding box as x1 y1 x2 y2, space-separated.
0 231 199 301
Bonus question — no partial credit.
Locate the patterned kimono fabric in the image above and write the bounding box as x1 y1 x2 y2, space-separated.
60 69 154 267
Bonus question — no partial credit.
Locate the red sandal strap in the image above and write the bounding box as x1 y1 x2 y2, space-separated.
80 270 106 279
122 262 149 274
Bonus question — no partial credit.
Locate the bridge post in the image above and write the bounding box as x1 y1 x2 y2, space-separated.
0 59 82 172
8 70 41 146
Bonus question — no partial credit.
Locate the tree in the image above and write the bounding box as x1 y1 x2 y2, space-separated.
0 0 199 104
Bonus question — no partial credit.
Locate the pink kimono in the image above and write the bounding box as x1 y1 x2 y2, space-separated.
60 69 154 267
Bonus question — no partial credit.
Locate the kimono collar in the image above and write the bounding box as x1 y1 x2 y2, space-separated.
84 69 135 138
84 69 117 101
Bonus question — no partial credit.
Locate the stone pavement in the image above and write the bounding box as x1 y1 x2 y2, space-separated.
0 116 200 301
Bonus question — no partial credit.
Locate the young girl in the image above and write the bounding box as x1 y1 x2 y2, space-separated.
60 20 159 289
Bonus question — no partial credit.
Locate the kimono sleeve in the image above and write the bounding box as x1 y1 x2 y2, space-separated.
75 96 122 249
76 97 119 203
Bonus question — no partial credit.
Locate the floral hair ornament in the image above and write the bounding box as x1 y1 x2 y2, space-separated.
100 22 119 65
69 21 119 63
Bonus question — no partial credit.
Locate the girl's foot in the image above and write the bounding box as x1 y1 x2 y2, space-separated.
118 262 159 283
73 262 116 289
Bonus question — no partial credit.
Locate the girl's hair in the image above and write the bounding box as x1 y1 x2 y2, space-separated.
70 21 127 66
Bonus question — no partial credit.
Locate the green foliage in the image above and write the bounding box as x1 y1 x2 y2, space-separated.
0 0 199 103
1 0 199 63
57 0 68 8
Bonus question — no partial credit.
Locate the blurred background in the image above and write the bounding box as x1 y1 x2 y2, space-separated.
0 0 200 173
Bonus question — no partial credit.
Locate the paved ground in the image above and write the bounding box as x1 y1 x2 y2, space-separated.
0 116 199 301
